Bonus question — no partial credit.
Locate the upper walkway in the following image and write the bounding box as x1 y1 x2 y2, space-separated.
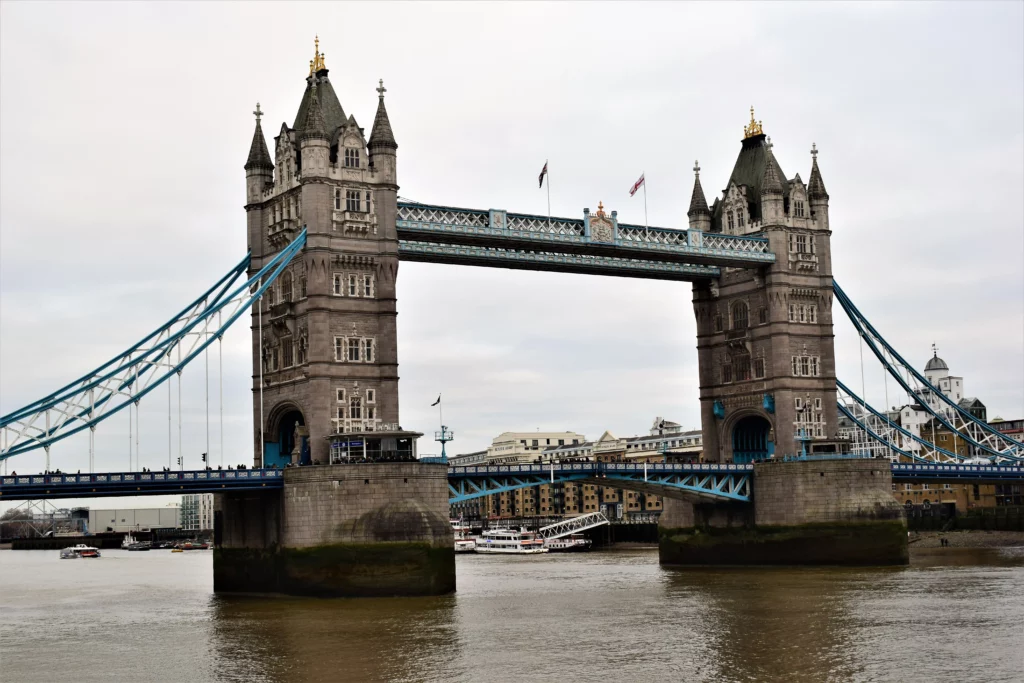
1 460 1020 502
395 202 774 281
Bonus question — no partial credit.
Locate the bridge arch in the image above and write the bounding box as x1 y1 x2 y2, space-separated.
265 401 308 467
728 412 774 464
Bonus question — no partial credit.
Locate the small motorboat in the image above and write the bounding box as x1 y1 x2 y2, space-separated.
171 548 184 553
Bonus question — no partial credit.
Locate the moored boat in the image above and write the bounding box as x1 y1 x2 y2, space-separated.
544 533 592 552
475 528 548 554
451 519 477 553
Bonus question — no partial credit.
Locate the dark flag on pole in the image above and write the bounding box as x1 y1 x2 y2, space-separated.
538 161 548 189
431 394 441 406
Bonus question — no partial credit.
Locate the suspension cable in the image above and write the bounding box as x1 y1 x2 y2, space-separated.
205 307 210 468
218 310 223 469
258 283 265 468
177 344 182 471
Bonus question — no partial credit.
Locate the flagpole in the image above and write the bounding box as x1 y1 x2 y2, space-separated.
546 159 551 228
642 171 649 236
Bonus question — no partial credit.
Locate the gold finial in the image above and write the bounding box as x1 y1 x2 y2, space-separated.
743 105 764 139
596 201 606 218
308 35 327 76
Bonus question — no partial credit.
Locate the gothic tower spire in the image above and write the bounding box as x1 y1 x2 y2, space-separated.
760 136 784 223
244 103 273 204
368 79 398 184
687 160 711 232
808 143 830 230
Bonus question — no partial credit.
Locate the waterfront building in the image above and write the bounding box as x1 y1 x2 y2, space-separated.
87 506 180 534
450 419 703 521
181 493 215 531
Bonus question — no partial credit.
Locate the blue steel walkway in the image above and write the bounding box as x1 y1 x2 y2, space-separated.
1 461 1020 503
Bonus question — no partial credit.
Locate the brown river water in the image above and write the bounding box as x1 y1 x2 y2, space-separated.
2 547 1023 683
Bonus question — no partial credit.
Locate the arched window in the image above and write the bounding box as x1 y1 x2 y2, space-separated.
758 307 768 325
349 396 362 419
732 301 748 330
727 212 735 232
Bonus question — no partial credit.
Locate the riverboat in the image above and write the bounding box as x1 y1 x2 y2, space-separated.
475 528 547 554
122 532 151 551
60 544 101 559
451 520 477 553
544 534 592 552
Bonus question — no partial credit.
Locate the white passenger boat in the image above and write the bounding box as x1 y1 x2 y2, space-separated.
475 528 547 554
544 533 592 552
451 520 477 553
60 544 101 559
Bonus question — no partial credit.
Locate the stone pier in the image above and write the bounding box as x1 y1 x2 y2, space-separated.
659 458 908 566
214 462 455 597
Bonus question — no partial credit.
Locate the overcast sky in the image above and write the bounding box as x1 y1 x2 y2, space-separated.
1 2 1022 509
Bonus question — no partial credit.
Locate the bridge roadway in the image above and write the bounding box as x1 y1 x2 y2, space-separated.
1 461 1022 503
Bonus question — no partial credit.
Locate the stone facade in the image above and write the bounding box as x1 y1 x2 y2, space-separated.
689 127 840 463
214 463 455 597
245 50 401 468
658 458 908 566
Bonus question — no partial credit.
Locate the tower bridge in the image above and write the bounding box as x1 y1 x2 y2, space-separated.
2 39 1022 596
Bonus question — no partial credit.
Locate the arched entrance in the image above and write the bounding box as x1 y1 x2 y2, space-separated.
264 406 308 467
732 415 772 464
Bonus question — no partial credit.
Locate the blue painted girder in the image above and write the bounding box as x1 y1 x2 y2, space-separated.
447 462 754 503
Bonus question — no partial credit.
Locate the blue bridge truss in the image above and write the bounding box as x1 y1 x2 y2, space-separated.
1 461 1020 503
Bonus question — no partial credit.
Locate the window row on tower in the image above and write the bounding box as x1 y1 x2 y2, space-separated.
332 273 375 298
333 336 375 363
334 188 373 213
788 303 818 324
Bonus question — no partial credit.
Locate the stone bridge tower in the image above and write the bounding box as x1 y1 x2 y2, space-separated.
244 40 411 467
690 110 843 463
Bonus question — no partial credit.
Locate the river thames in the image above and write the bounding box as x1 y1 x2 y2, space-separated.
2 547 1023 682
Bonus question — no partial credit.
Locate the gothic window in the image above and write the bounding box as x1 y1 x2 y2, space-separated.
733 355 751 381
344 148 360 168
334 188 342 211
334 337 344 362
753 358 765 379
300 277 307 298
266 284 276 306
365 191 372 211
366 406 375 420
758 307 768 324
731 301 748 330
336 388 346 403
350 397 362 419
363 339 374 363
737 211 745 228
799 305 806 323
281 272 293 302
363 275 373 297
727 212 735 232
297 340 306 365
794 200 805 217
807 305 817 323
281 337 294 368
722 365 733 383
366 389 375 403
333 274 343 296
348 275 357 296
791 355 821 377
271 347 280 372
346 190 361 212
348 338 361 362
713 315 723 333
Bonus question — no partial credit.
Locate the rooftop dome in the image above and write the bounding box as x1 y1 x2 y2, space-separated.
924 352 948 372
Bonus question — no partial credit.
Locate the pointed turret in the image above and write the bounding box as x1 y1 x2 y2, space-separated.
368 79 398 151
368 79 398 184
687 160 711 232
760 136 784 223
808 143 830 230
807 143 828 200
299 82 330 179
245 103 273 204
300 82 329 141
245 105 274 172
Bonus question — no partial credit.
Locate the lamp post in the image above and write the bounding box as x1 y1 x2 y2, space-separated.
435 425 454 461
